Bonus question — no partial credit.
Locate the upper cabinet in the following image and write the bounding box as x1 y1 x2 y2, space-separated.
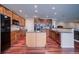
3 8 12 18
0 5 25 27
12 14 25 26
0 6 4 14
34 18 52 24
0 5 12 18
19 17 25 26
12 13 19 21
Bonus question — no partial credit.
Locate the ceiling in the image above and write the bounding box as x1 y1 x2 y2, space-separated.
3 4 79 22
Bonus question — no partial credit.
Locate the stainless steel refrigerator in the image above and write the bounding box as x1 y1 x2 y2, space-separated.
0 14 11 53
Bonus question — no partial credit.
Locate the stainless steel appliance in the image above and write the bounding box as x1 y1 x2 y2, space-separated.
0 14 11 53
74 29 79 40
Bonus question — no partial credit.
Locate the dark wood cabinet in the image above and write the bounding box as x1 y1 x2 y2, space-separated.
75 41 79 49
74 41 79 52
0 5 25 51
48 30 61 47
11 31 20 45
0 6 4 14
3 8 12 18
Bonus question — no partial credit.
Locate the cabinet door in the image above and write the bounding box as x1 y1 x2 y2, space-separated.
4 8 12 18
19 17 25 26
21 18 25 26
36 33 46 47
13 14 19 20
0 6 4 14
11 31 19 45
26 33 36 47
19 17 22 26
11 32 15 45
75 41 79 49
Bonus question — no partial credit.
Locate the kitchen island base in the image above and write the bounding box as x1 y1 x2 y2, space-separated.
26 32 46 48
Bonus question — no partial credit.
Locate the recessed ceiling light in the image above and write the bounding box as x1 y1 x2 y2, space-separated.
52 7 55 10
19 10 22 13
34 5 38 8
46 16 49 18
54 12 57 15
5 16 8 18
34 10 38 13
34 15 37 18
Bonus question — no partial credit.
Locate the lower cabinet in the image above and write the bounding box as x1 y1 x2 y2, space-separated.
11 31 19 45
26 32 46 48
49 30 61 47
11 30 26 46
75 41 79 49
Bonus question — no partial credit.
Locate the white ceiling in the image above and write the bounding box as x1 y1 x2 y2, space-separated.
3 4 79 22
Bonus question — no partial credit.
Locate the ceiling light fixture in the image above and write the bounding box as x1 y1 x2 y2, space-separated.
52 7 55 10
34 15 37 18
34 5 38 8
34 10 38 13
46 16 49 18
54 12 57 15
19 10 22 13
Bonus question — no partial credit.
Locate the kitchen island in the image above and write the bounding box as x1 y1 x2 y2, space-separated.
26 28 74 48
26 32 46 47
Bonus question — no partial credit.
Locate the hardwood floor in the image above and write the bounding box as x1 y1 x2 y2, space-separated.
2 37 79 54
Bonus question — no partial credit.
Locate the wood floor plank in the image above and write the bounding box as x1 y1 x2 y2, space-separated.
2 37 79 54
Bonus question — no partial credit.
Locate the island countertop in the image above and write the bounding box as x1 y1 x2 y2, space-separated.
52 28 74 33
